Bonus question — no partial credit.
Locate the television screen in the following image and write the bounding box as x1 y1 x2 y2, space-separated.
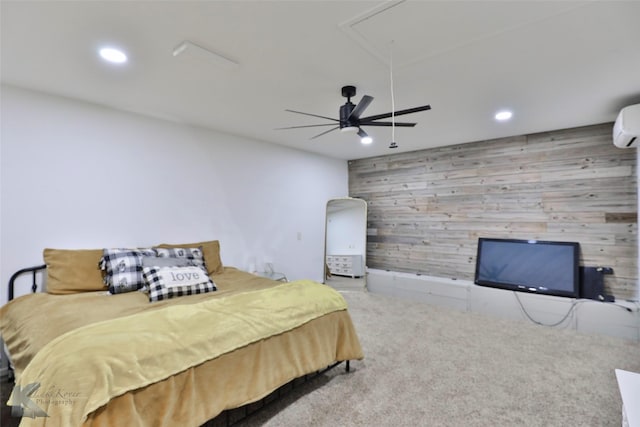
474 238 580 298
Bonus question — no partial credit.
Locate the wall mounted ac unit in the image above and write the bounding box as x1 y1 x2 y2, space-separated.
613 104 640 148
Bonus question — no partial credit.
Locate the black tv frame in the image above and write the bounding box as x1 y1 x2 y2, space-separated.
474 238 580 299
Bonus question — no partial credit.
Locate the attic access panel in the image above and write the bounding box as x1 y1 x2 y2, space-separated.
339 1 587 68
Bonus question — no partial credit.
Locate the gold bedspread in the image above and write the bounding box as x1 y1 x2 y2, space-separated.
0 268 364 427
1 268 279 378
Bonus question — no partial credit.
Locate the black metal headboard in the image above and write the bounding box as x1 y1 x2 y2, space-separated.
8 264 46 301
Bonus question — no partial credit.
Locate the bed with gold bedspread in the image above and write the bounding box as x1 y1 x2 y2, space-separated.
1 242 363 427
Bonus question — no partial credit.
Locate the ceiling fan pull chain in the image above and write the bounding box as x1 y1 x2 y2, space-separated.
389 40 397 149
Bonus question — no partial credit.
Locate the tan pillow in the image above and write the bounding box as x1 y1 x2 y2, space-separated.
155 240 224 275
43 248 106 294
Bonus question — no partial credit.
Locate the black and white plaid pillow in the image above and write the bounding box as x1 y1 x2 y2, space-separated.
99 248 156 294
141 256 194 268
153 247 207 272
143 266 217 302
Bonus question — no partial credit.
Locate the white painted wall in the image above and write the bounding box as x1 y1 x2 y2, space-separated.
0 85 348 305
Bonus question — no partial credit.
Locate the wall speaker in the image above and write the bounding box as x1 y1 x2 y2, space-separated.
579 266 614 302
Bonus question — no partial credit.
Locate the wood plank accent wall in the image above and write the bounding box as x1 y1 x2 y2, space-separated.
349 123 638 300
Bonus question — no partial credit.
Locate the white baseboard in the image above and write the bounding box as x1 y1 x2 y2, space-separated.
367 269 640 342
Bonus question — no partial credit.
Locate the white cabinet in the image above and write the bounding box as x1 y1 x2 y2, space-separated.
326 255 364 278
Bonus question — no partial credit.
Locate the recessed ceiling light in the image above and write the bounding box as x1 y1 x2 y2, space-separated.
495 110 513 121
99 47 127 64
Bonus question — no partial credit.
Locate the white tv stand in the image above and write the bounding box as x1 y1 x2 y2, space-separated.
367 269 640 341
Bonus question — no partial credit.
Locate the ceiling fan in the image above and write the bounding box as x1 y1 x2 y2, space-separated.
277 85 431 144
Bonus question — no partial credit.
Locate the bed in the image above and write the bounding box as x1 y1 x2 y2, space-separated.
1 241 364 426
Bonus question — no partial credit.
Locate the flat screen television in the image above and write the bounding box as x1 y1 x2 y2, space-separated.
474 238 580 298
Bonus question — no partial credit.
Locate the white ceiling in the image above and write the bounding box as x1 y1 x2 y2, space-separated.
2 1 640 160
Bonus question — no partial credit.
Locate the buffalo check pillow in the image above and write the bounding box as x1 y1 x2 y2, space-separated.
143 266 217 302
99 248 156 294
153 247 207 272
141 256 194 269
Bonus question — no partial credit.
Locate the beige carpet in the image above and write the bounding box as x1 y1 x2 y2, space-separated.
325 275 366 291
237 289 640 427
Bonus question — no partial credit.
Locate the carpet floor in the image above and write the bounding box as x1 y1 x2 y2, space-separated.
236 289 640 427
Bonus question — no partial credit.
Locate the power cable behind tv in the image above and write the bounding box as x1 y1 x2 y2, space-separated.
514 292 579 327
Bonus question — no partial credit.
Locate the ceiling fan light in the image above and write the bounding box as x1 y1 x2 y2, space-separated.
358 129 373 144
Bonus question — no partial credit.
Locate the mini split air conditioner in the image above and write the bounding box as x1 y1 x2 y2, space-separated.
613 104 640 148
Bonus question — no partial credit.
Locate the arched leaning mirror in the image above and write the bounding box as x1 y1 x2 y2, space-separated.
324 197 367 290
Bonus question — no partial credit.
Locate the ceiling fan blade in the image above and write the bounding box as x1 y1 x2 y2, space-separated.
275 123 340 130
362 122 416 127
359 104 431 122
285 109 340 122
310 126 340 140
348 95 374 120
